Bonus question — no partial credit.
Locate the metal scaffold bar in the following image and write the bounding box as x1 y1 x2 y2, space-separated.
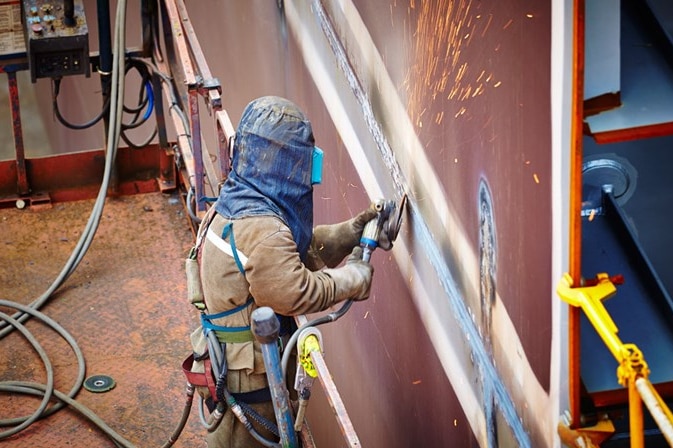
295 315 361 447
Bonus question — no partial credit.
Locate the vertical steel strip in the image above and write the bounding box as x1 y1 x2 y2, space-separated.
568 0 585 428
7 70 29 196
309 349 361 447
188 90 205 212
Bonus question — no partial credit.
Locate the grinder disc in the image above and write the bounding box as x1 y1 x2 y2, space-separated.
386 194 407 242
84 375 116 393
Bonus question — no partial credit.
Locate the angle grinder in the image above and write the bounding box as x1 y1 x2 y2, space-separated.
360 194 407 262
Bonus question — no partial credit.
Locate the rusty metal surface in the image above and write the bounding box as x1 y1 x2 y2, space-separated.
7 70 28 196
0 145 170 205
0 192 205 447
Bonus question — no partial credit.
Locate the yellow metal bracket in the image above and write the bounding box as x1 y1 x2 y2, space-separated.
557 273 650 386
298 330 322 378
556 273 620 446
555 272 673 447
617 344 649 388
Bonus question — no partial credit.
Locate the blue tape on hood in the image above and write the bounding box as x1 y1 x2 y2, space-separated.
215 96 315 259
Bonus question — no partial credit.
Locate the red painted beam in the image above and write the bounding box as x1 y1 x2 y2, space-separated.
0 144 174 207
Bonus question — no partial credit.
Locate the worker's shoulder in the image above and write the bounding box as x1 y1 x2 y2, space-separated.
231 215 295 258
235 214 288 230
233 215 292 240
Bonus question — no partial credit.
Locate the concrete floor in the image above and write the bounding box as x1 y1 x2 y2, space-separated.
0 192 206 447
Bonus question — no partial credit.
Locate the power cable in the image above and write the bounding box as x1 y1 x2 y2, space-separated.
0 1 192 445
0 0 128 339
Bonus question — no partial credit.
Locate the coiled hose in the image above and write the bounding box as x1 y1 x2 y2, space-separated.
0 1 194 446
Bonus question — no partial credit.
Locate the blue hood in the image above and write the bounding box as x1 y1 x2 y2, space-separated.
214 96 315 259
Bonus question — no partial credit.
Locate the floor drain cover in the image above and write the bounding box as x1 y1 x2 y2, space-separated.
84 375 116 393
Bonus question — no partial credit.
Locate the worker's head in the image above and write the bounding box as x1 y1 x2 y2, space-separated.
233 96 322 189
216 96 320 259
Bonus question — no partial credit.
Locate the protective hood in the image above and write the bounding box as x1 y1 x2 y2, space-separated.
214 96 315 259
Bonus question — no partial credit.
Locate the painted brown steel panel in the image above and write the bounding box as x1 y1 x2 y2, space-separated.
184 0 553 445
0 0 558 446
351 0 553 389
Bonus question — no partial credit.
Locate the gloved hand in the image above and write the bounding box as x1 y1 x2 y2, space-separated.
324 246 373 301
360 202 394 251
311 203 395 267
311 206 377 268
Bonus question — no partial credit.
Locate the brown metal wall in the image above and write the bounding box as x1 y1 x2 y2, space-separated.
351 0 553 392
188 0 554 446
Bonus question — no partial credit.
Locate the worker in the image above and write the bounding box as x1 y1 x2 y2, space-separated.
187 96 392 447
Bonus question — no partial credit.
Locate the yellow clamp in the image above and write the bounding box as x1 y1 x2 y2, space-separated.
557 273 624 360
298 328 322 378
557 273 650 384
617 343 649 387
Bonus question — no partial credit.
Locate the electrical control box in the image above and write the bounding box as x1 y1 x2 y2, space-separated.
22 0 89 82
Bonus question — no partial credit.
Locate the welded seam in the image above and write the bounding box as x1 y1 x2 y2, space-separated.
312 2 405 200
312 0 531 445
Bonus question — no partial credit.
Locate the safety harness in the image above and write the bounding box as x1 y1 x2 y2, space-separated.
182 208 266 403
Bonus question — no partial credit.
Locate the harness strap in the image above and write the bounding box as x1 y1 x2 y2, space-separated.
201 297 254 343
220 222 246 275
206 224 248 273
182 353 218 399
232 387 272 405
182 353 272 405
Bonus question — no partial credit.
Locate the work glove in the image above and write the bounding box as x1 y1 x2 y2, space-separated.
324 246 373 302
359 202 395 251
312 203 393 268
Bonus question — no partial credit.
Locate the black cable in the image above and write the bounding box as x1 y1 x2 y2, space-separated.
119 58 158 148
160 384 196 448
129 57 192 150
212 351 279 438
238 400 280 438
121 125 158 149
52 77 110 130
52 57 157 142
121 59 152 126
281 299 353 381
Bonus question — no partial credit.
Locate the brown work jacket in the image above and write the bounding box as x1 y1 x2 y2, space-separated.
190 211 358 386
